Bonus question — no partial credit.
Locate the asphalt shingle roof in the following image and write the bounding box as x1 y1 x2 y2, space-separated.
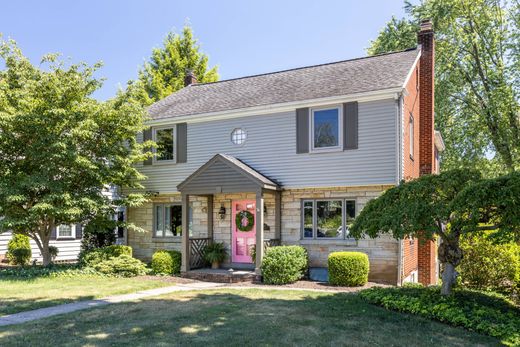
149 48 419 120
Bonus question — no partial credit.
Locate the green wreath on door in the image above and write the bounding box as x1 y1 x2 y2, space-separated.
236 210 255 232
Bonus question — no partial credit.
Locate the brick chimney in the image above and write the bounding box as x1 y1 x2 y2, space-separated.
417 19 438 286
184 69 197 87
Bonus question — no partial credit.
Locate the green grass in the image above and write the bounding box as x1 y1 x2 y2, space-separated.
0 276 172 315
0 289 501 346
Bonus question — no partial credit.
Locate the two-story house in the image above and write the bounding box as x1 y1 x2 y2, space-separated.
125 20 444 285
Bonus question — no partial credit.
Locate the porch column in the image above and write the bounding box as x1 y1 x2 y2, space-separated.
181 193 190 273
275 190 281 242
207 195 213 240
255 190 265 275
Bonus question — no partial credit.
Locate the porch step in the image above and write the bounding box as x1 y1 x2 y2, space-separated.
182 268 258 284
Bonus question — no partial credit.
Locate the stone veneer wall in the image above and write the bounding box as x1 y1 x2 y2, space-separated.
280 185 399 284
127 185 398 283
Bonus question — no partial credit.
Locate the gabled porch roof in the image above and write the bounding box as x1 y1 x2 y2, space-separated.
177 153 280 194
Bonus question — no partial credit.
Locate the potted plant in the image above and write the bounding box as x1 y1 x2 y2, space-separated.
203 242 227 269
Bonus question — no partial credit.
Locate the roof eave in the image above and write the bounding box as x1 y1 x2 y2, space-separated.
147 87 404 126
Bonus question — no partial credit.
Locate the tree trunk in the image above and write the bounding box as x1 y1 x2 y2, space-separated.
32 228 52 266
441 262 457 295
41 243 52 266
437 232 463 296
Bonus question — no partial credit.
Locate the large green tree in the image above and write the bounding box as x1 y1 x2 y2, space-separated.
368 0 520 176
137 26 219 105
0 39 150 265
350 170 520 295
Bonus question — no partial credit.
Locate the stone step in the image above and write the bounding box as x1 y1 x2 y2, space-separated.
182 269 259 284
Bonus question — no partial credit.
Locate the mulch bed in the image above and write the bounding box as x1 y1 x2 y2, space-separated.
226 280 390 292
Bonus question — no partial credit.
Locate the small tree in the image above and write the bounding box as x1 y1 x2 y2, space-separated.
0 39 150 266
350 170 520 295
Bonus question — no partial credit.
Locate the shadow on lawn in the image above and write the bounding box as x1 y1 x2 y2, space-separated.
0 290 503 347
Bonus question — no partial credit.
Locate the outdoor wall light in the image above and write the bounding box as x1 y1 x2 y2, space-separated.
219 204 226 220
263 205 267 216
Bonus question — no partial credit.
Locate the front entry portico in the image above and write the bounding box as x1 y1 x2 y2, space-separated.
177 154 281 275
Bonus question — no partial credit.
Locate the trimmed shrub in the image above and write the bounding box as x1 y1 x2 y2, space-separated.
360 286 520 346
328 252 369 286
48 246 59 261
93 255 148 277
261 246 307 284
151 249 181 275
79 245 132 266
7 234 32 266
458 233 520 298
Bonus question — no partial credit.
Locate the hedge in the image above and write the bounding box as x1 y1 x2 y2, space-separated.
151 249 181 275
7 234 32 266
261 246 307 284
79 245 132 266
328 252 369 286
93 255 148 277
360 286 520 346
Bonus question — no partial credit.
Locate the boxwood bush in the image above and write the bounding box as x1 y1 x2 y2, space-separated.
7 234 32 266
93 255 148 277
360 286 520 346
458 233 520 298
79 245 132 266
151 249 181 275
261 246 307 284
328 252 369 286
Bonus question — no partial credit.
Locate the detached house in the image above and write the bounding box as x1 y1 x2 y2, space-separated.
125 21 444 285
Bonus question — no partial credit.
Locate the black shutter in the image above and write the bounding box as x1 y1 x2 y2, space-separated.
176 123 187 163
343 102 358 150
143 128 153 165
50 226 57 240
296 108 309 154
75 224 83 239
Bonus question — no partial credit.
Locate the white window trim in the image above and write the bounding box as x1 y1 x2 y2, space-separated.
57 224 76 239
409 114 414 160
152 125 176 164
309 105 343 153
301 198 356 240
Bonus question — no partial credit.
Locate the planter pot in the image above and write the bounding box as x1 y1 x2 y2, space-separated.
212 261 220 269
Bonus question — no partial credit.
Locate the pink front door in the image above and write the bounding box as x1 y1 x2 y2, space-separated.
232 200 256 263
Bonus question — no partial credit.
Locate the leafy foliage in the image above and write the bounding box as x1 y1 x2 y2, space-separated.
80 214 117 253
261 246 308 284
6 234 32 265
137 26 219 105
48 246 59 261
79 245 132 267
92 255 148 277
202 242 227 264
360 286 520 346
328 252 369 286
0 263 101 279
350 170 520 295
0 39 150 265
151 249 181 275
458 233 520 298
368 0 520 176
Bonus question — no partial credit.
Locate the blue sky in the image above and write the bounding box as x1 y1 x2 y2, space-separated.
1 1 409 100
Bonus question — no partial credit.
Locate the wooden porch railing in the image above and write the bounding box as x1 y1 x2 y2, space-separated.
189 238 212 269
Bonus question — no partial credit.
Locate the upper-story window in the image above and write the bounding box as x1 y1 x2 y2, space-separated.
409 114 414 160
231 128 247 145
310 106 343 152
155 127 175 162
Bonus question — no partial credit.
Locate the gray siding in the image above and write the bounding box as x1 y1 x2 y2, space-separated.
0 232 81 263
134 98 398 193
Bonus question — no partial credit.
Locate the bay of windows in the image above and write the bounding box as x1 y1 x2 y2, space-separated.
302 199 356 239
154 204 182 237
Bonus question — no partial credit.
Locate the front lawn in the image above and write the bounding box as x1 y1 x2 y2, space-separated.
0 289 501 346
0 275 172 316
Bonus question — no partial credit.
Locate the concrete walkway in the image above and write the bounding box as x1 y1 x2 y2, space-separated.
0 281 224 327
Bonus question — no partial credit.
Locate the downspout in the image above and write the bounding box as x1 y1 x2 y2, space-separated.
395 93 404 286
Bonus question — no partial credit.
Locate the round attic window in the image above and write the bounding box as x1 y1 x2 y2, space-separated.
231 128 247 145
